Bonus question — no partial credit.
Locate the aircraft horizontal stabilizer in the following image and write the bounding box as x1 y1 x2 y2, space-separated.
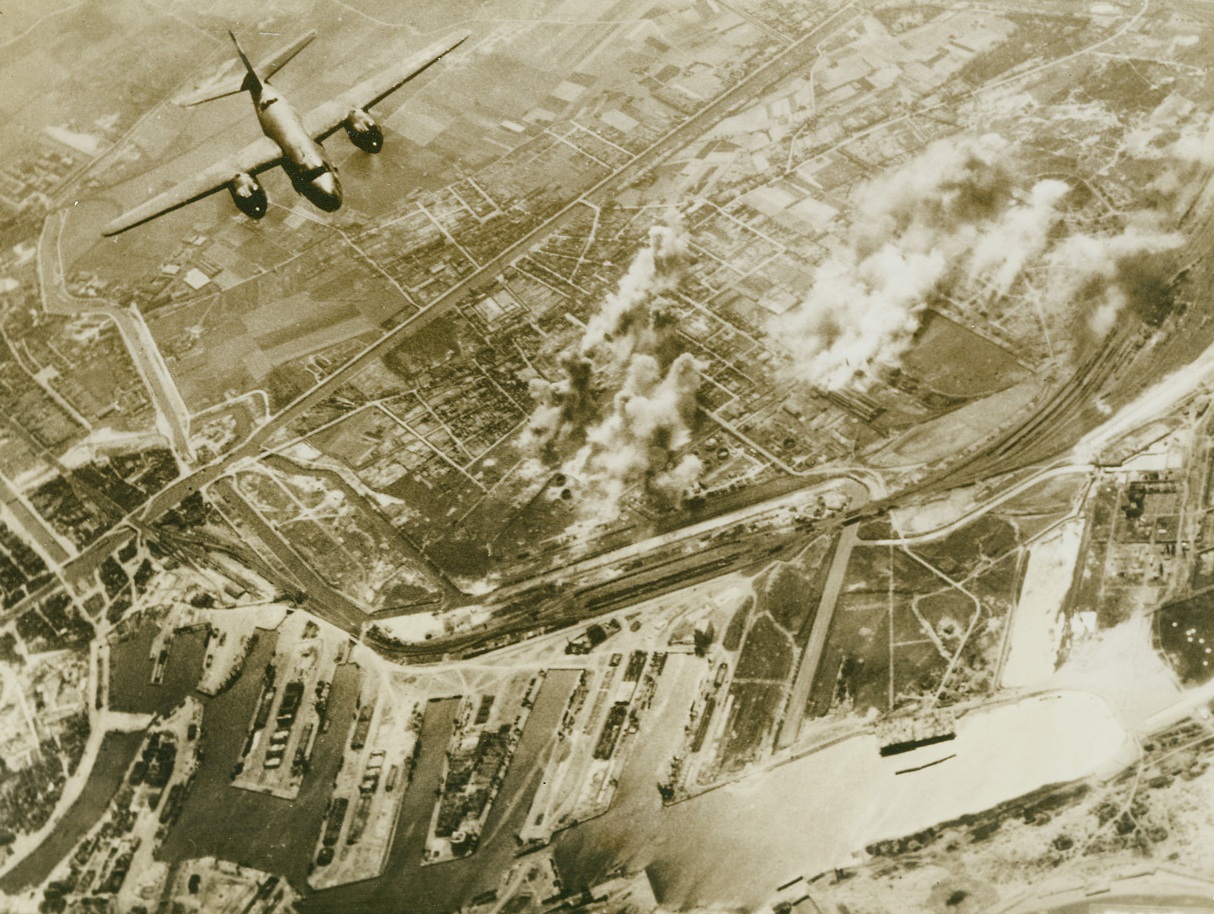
176 81 246 107
176 30 318 107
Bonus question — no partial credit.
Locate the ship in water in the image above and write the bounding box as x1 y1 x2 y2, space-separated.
877 707 957 757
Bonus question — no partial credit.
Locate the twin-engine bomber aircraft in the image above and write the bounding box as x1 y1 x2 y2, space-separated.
101 29 469 237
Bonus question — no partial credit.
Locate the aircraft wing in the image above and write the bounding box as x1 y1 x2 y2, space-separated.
102 135 284 237
303 32 469 142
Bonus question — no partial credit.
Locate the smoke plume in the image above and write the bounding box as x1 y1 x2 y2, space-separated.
779 132 1183 390
565 352 704 516
525 219 705 521
1043 221 1183 339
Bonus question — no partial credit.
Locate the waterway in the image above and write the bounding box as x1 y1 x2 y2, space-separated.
0 475 68 565
16 631 1129 914
300 668 581 914
0 618 207 894
5 615 367 901
298 660 1127 913
108 622 207 717
557 670 1129 911
155 631 362 888
7 619 358 898
0 730 144 893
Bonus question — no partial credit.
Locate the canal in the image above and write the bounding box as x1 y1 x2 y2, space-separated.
108 622 207 717
0 618 209 894
9 640 1128 914
0 730 144 893
556 670 1128 911
155 631 362 888
300 668 581 914
7 619 360 897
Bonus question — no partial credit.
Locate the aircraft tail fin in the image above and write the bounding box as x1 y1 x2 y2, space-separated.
229 30 263 94
177 31 316 106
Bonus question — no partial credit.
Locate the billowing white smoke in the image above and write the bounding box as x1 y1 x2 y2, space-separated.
780 132 1184 389
970 178 1071 296
565 352 704 517
526 219 704 520
1124 97 1214 211
581 223 689 355
1125 95 1214 167
778 244 948 390
785 136 1043 387
1044 219 1184 337
1168 112 1214 166
779 134 1063 389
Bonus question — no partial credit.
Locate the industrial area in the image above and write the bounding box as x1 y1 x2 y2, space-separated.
5 0 1214 912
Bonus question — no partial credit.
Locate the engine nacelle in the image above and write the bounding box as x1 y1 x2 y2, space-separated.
344 108 383 154
229 172 267 219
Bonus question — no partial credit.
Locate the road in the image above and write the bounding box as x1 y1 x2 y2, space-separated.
0 638 151 884
15 1 869 635
207 477 373 631
29 0 1197 668
866 464 1097 547
282 7 856 404
497 478 866 602
992 863 1214 914
779 521 858 748
0 469 71 567
1074 326 1214 463
111 0 1154 554
39 211 195 463
125 4 862 523
368 477 867 662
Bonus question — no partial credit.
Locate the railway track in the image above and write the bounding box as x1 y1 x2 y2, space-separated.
934 326 1143 490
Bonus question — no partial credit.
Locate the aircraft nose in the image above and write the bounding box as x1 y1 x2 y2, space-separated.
311 171 342 211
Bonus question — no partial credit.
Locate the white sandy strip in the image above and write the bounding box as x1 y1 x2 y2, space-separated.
374 605 493 643
1001 520 1084 689
1075 332 1214 461
1048 614 1182 732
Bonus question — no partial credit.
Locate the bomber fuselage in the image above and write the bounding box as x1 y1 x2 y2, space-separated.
251 83 342 211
